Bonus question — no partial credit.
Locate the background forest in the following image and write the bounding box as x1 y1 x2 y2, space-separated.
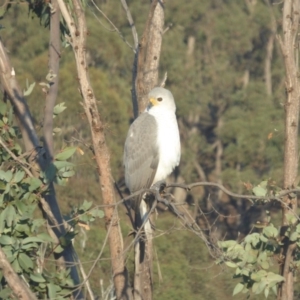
0 0 293 299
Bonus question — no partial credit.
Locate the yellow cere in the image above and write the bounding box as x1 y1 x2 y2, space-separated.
149 97 159 106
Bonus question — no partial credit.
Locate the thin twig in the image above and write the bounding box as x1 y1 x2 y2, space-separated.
89 0 135 52
120 0 138 49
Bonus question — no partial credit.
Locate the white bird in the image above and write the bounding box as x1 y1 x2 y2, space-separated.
124 87 181 209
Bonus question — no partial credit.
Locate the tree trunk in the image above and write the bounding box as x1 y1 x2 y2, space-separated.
57 0 133 299
277 1 300 299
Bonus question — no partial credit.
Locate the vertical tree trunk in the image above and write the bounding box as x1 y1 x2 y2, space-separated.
277 1 300 299
57 0 133 299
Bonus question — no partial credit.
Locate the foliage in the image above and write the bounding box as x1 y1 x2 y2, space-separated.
0 100 103 298
217 179 300 298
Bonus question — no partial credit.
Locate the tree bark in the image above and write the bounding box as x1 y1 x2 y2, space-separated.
277 1 300 299
57 0 133 299
136 0 165 114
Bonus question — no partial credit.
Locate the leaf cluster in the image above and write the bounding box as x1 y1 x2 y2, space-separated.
0 100 104 298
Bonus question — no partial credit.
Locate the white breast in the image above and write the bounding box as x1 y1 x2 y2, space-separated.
150 109 181 184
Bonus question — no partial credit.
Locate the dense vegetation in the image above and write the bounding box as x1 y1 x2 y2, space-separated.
0 0 295 298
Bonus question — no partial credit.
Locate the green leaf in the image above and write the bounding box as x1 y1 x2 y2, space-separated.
271 285 277 296
0 235 14 245
263 225 278 238
55 147 76 161
53 160 75 170
251 270 267 282
28 177 42 192
5 205 16 227
13 170 25 183
90 208 104 219
264 287 269 298
53 244 64 254
0 288 12 298
260 260 269 270
61 170 75 178
11 258 22 273
23 81 36 96
53 102 67 116
290 232 298 242
266 272 284 283
30 273 46 283
36 233 54 242
18 252 34 272
0 170 13 182
252 186 267 197
47 282 61 299
233 282 244 296
218 240 237 249
22 236 45 244
225 261 237 268
252 280 266 294
80 200 93 211
286 213 297 225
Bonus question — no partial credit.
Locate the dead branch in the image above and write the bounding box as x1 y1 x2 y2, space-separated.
43 0 61 160
120 0 138 49
57 0 132 298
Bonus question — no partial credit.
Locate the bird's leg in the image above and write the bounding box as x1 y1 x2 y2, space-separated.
151 180 166 192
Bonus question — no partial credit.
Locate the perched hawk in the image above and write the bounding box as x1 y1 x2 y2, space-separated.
124 87 181 209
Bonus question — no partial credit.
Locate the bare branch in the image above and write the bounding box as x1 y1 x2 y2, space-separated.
43 0 61 160
57 0 132 298
89 0 135 52
120 0 138 49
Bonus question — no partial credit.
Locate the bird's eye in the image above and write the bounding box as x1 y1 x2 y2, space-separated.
157 97 163 102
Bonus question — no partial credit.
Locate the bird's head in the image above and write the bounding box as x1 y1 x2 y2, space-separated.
147 87 176 112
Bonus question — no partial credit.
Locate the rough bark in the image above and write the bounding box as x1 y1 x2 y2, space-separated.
0 39 82 298
0 248 38 300
136 0 164 114
56 0 133 299
277 1 300 299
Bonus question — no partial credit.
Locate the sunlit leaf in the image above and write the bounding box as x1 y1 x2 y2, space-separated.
233 282 244 296
18 252 34 272
55 147 76 161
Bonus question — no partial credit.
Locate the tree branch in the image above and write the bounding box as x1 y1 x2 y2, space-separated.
0 38 82 298
0 248 38 300
57 0 132 298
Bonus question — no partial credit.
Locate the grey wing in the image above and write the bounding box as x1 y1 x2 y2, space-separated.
124 113 159 193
